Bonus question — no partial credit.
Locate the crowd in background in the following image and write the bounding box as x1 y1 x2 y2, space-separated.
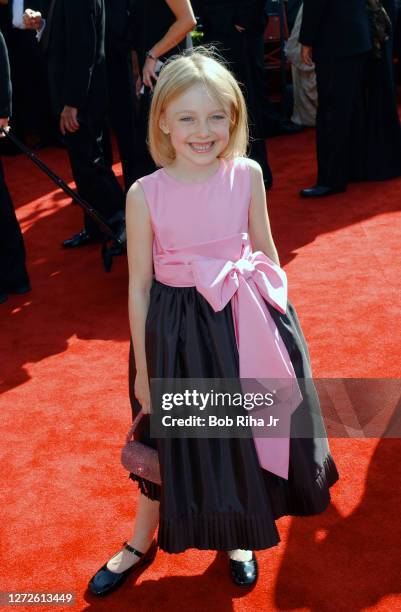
1 0 401 304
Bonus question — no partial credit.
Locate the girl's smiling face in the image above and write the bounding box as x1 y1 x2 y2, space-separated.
160 84 232 170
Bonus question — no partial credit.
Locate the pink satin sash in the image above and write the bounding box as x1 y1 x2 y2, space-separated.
154 232 303 479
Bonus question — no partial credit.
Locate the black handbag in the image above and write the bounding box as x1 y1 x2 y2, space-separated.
366 0 392 59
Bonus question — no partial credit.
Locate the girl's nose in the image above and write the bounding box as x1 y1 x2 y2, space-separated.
196 120 210 137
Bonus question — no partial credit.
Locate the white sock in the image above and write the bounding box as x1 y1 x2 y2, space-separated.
227 549 253 562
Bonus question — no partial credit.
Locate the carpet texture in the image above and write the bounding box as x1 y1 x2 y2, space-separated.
1 130 400 611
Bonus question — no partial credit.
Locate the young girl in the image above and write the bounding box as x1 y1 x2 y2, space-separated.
88 47 339 596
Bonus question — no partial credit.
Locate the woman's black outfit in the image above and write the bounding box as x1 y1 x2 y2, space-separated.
199 0 273 187
350 0 401 182
104 0 139 191
300 0 401 190
0 28 30 296
131 0 185 177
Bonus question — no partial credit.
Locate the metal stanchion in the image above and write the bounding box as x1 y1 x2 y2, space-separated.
0 127 126 271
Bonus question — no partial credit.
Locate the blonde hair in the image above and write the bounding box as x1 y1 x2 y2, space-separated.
147 46 249 167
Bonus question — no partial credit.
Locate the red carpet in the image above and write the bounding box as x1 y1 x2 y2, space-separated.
1 130 401 611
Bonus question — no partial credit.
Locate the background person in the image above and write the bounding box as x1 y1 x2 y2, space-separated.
0 0 56 149
130 0 196 178
103 0 138 192
198 0 273 188
285 3 317 127
299 0 372 197
0 26 30 304
300 0 401 197
348 0 401 183
24 0 126 248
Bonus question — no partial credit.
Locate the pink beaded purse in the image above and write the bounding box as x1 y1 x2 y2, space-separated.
120 409 161 485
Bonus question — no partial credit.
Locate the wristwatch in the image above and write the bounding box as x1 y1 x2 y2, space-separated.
145 51 157 61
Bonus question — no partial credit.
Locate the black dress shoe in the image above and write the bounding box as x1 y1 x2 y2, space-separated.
62 229 102 248
7 283 31 295
229 552 258 586
300 185 346 198
264 177 273 191
88 539 158 597
0 292 8 304
269 120 305 137
280 120 305 135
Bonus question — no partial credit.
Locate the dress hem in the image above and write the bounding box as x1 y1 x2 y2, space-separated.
129 452 339 554
268 453 340 520
128 472 161 502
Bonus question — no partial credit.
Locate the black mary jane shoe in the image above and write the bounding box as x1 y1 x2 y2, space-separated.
229 552 258 586
88 539 158 597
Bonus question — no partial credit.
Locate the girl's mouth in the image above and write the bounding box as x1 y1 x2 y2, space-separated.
189 141 215 153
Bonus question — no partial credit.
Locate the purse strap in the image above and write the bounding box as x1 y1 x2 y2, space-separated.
125 409 146 442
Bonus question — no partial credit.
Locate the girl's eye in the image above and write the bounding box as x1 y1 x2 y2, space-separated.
179 115 226 122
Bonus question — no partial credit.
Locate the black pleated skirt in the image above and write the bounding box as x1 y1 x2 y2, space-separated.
128 279 339 553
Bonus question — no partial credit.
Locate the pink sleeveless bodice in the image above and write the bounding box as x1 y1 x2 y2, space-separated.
137 157 303 480
138 157 250 260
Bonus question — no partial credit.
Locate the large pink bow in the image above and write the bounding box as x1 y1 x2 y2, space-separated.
191 243 303 479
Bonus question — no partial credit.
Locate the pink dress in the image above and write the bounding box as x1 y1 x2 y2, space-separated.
128 157 339 553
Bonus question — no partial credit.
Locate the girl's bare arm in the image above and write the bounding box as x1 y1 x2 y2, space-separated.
248 160 280 266
126 182 154 377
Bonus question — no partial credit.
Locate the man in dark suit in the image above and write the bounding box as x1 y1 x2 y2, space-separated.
299 0 372 197
104 0 138 192
25 0 125 247
0 26 31 303
0 0 54 147
199 0 273 188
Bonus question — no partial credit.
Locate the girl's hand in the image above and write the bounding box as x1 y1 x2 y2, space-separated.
142 57 158 92
135 371 151 414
